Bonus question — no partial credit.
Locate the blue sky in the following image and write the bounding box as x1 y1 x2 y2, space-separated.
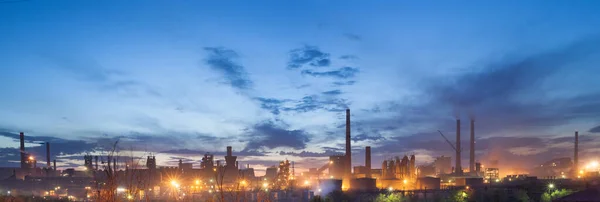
1 0 600 175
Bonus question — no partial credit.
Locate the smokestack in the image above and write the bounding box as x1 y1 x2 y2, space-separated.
227 146 232 156
95 156 99 170
575 131 579 174
46 142 51 168
456 119 462 175
366 146 371 178
345 109 352 180
469 119 475 173
53 159 56 171
20 132 25 169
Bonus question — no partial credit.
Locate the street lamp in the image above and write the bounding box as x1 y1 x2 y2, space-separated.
548 183 554 189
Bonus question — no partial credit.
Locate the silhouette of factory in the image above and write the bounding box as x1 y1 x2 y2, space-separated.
0 108 590 201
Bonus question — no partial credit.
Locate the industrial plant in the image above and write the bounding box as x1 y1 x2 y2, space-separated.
1 109 599 202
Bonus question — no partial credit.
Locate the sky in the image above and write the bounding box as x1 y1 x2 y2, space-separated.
1 0 600 175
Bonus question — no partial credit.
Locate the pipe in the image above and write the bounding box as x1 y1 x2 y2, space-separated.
366 146 371 178
456 119 462 175
470 119 475 173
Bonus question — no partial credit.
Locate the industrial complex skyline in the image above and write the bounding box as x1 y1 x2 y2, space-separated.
2 1 600 177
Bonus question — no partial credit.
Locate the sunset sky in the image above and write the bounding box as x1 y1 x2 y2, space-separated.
1 0 600 175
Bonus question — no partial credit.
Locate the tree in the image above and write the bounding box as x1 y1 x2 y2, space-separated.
375 193 407 202
542 189 574 202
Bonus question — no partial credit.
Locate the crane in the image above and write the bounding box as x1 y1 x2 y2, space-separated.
437 130 458 152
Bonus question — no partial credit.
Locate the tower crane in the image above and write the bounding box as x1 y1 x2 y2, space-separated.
437 130 459 152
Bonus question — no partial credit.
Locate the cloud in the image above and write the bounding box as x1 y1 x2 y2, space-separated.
589 125 600 133
301 67 359 79
243 122 310 151
332 81 356 86
352 36 600 142
279 149 343 157
203 47 253 90
254 97 290 115
287 46 331 69
339 55 358 60
343 33 362 41
255 94 349 114
424 36 600 133
352 134 386 142
322 90 342 96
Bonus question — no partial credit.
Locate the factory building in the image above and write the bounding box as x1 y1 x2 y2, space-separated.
329 155 347 180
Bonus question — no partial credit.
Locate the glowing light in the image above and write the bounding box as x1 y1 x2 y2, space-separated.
578 176 581 179
263 183 268 188
548 183 555 189
29 156 34 160
329 161 333 164
127 195 133 200
195 180 200 185
403 179 407 184
561 175 566 179
208 190 212 193
45 191 49 195
495 179 500 183
304 180 310 185
461 192 467 197
210 179 213 182
329 175 333 179
241 180 247 185
388 187 393 191
465 186 469 190
85 186 91 190
116 188 125 192
318 188 322 192
580 170 584 174
171 180 178 186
